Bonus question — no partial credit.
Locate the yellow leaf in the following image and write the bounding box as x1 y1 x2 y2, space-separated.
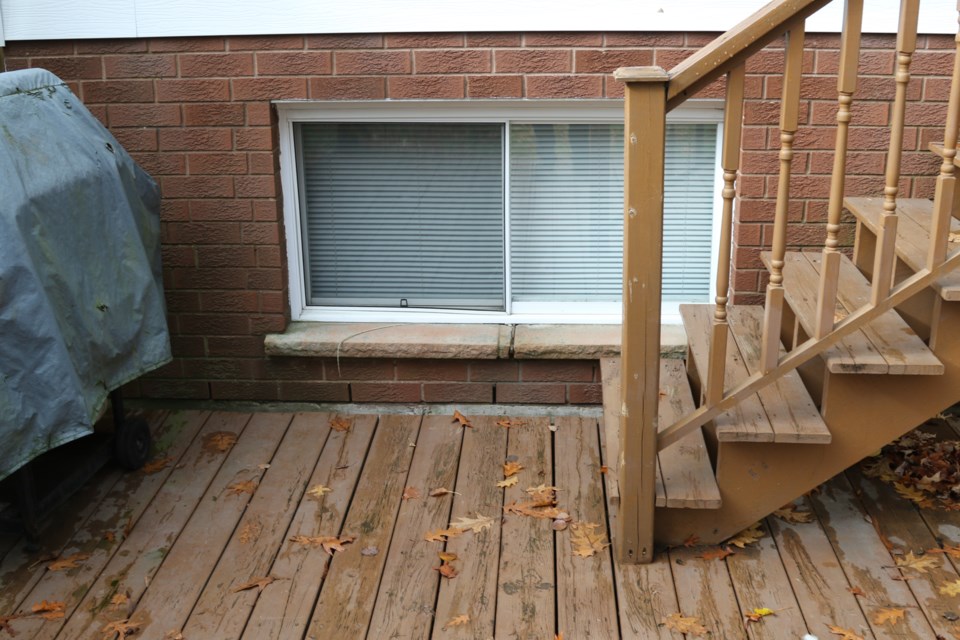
329 416 352 432
662 612 709 636
443 614 470 629
503 461 523 477
744 607 775 623
726 523 765 549
894 551 940 573
497 476 519 488
827 624 865 640
438 551 458 562
872 607 905 626
773 504 814 524
306 484 332 499
570 522 610 558
940 579 960 596
450 513 494 533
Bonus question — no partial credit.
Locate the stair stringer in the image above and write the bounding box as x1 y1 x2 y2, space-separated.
654 300 960 547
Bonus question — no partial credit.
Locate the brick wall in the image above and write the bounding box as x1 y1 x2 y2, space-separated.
2 32 954 403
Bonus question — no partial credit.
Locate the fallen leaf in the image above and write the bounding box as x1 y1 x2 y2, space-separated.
548 423 558 432
361 546 379 556
503 461 523 478
525 484 558 496
697 547 735 561
438 551 458 562
744 607 775 623
329 416 352 432
940 579 960 596
452 410 473 429
450 514 494 533
424 528 464 542
894 482 935 508
443 614 470 630
226 480 258 496
682 534 700 547
827 625 864 640
599 465 610 474
429 488 459 497
163 631 185 640
402 486 421 500
949 231 960 244
101 618 141 640
570 522 610 558
773 504 814 523
31 599 66 620
48 552 90 572
142 456 173 474
306 484 332 499
437 563 459 578
848 586 865 597
103 531 116 543
726 523 765 549
872 607 905 626
109 593 129 611
289 534 356 555
496 418 528 429
662 612 709 636
496 476 519 488
929 545 960 559
895 551 941 573
203 431 237 453
231 575 280 593
238 521 260 544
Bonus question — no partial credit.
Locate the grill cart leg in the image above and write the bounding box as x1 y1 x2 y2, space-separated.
110 389 151 471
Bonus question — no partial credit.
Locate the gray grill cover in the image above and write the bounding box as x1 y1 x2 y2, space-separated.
0 69 171 481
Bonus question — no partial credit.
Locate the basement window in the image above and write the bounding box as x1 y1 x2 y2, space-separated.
277 100 723 324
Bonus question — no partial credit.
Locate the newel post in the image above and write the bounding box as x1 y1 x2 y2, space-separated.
615 66 669 565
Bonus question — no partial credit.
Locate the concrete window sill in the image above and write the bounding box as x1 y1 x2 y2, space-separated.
264 322 687 360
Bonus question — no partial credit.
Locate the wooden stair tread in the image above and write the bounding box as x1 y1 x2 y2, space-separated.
765 251 942 375
681 304 831 444
600 357 721 509
844 196 960 300
928 141 960 169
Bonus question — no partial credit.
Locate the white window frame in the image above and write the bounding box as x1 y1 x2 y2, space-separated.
277 99 724 325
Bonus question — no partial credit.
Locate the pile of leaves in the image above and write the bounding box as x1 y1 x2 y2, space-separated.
862 429 960 510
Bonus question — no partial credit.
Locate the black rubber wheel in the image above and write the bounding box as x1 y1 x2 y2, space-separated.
114 417 151 470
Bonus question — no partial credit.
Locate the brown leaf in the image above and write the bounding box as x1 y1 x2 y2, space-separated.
725 523 764 549
226 480 258 496
437 563 459 579
682 534 700 547
402 486 421 500
496 418 528 429
31 599 66 620
443 614 470 629
142 456 173 475
329 416 352 432
202 431 237 453
424 528 464 543
599 465 610 474
452 410 473 429
449 514 494 533
438 551 458 562
662 612 709 636
496 476 519 489
109 593 129 611
103 531 116 543
238 522 261 544
289 534 355 556
429 487 459 497
503 461 523 478
697 547 735 561
827 624 865 639
872 607 905 626
306 484 332 499
48 552 90 572
163 631 185 640
847 586 865 597
894 551 940 573
231 575 281 593
773 504 814 524
570 522 610 558
100 618 141 640
894 482 935 507
929 544 960 559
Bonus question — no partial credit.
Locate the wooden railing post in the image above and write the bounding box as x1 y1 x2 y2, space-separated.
761 22 806 372
614 66 669 565
706 65 746 405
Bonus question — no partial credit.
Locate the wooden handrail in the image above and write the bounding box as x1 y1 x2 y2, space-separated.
665 0 832 111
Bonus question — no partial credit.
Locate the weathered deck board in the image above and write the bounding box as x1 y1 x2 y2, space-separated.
368 414 463 638
495 417 555 640
669 544 746 639
432 415 507 640
242 414 377 639
307 414 422 639
555 416 620 638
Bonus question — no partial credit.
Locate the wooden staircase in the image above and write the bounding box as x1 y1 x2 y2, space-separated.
609 0 960 563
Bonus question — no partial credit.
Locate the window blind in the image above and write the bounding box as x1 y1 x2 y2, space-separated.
296 122 505 309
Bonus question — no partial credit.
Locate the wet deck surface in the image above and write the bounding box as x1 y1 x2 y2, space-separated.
2 408 960 639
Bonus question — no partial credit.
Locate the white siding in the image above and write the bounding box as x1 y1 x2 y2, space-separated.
0 0 956 46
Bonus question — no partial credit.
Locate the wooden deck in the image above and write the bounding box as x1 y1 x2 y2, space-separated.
3 408 960 639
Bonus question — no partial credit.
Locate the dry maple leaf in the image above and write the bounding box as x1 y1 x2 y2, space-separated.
31 599 66 620
142 456 173 475
525 484 557 496
662 612 709 636
402 486 421 500
103 531 116 543
329 416 352 432
894 482 934 507
773 504 814 523
238 521 261 544
570 522 610 558
599 465 610 474
894 551 940 573
940 579 960 596
48 552 90 572
203 431 237 453
226 480 258 496
109 593 130 611
101 618 141 640
848 586 865 597
289 534 355 555
437 563 459 579
929 544 960 559
424 528 464 542
827 624 865 639
231 575 280 593
450 514 494 533
306 484 332 499
439 551 458 562
496 418 528 429
497 476 519 489
872 607 905 626
682 534 700 547
726 523 764 549
744 607 775 623
697 546 735 561
443 614 470 630
429 487 458 497
503 461 523 477
452 410 473 429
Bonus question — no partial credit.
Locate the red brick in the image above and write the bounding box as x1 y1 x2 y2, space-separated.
396 360 469 381
207 337 264 357
253 200 280 221
423 383 493 403
228 35 305 50
470 360 519 382
171 335 207 357
686 33 721 47
911 51 955 76
140 379 209 399
82 80 154 103
388 76 464 99
809 151 884 175
815 49 894 75
190 199 253 221
199 291 260 313
76 40 148 54
105 54 176 78
159 128 232 151
179 53 254 77
188 153 248 174
188 357 262 379
248 152 276 174
733 269 760 291
924 35 958 49
386 34 464 48
520 360 595 382
109 104 181 127
495 49 570 73
654 48 696 68
156 79 230 102
324 359 395 381
257 51 332 75
605 32 684 47
925 77 952 101
165 221 241 244
245 103 274 126
5 41 75 56
232 77 308 100
247 268 283 290
260 291 285 313
741 127 768 150
211 380 279 400
279 381 350 402
467 75 523 98
179 313 250 335
905 101 949 126
495 383 565 404
309 76 386 99
524 33 602 47
241 222 280 244
808 101 888 126
112 128 158 152
250 314 287 334
526 75 602 99
235 128 275 151
307 34 384 49
171 267 247 289
236 176 277 199
574 49 653 73
568 383 602 404
744 49 814 75
335 51 411 75
735 223 763 246
133 152 186 175
352 382 421 402
160 200 190 222
166 291 200 313
415 49 491 74
32 57 103 80
466 34 522 47
257 246 282 267
3 58 28 72
604 76 624 99
150 37 225 53
196 245 257 268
